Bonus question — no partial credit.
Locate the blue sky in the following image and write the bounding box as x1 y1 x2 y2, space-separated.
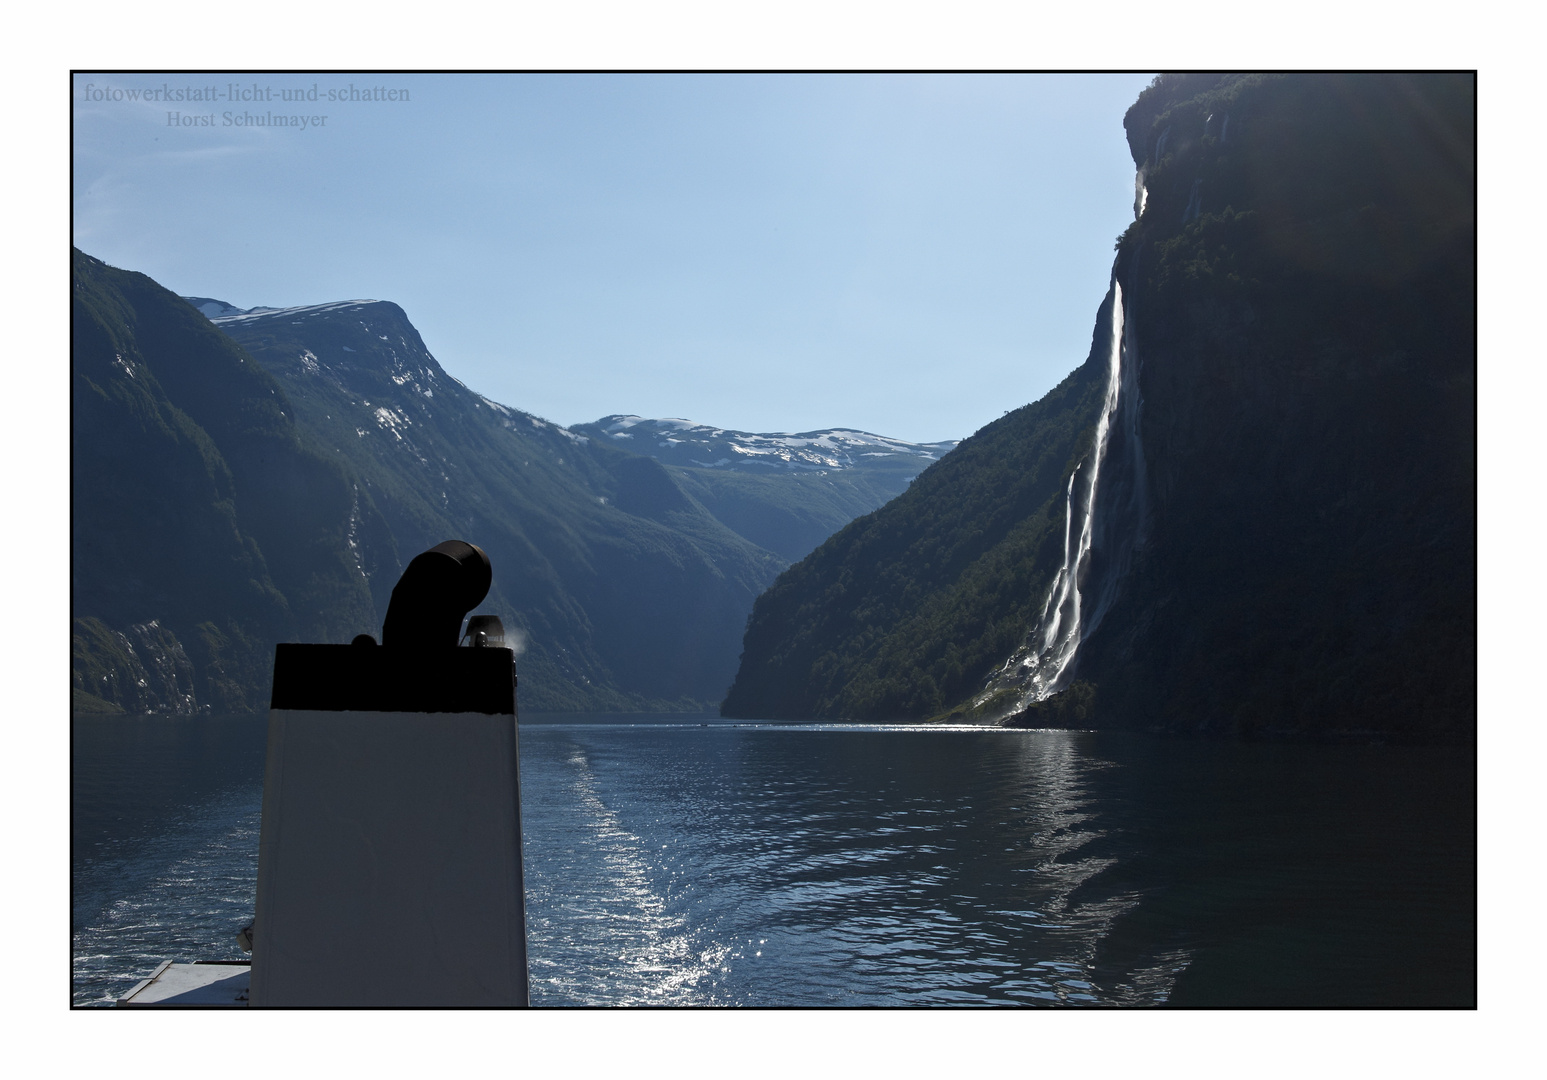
74 73 1153 443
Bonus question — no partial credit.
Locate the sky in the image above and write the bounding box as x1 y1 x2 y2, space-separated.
31 8 1539 1064
72 72 1154 444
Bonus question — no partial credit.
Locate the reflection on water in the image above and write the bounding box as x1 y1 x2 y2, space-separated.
73 715 1474 1007
519 724 1208 1006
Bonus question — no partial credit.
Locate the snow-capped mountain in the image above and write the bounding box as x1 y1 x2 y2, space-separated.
181 296 283 320
572 415 957 476
186 295 787 711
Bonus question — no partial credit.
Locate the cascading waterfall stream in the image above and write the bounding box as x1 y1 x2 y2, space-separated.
977 277 1126 711
1082 283 1149 641
978 170 1149 716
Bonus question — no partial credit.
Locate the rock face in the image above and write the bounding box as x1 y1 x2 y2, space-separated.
72 250 385 714
71 618 200 715
1077 73 1474 740
725 74 1475 741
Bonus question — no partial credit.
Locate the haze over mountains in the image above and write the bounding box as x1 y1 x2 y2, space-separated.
570 416 955 562
72 260 952 714
74 74 1475 743
574 415 955 474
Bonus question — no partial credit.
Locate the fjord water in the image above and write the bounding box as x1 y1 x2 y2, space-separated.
72 715 1474 1007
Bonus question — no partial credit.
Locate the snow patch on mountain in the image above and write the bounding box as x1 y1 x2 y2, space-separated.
182 296 282 320
578 415 958 474
209 299 384 325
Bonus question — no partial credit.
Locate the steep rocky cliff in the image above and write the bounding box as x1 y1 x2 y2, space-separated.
725 74 1475 740
1074 73 1474 739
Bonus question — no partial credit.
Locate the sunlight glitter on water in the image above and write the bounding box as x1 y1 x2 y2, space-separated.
514 724 1189 1006
74 717 1473 1007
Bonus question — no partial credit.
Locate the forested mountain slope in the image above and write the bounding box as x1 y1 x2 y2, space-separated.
74 255 782 712
72 250 390 713
721 292 1115 719
201 297 785 711
75 250 954 714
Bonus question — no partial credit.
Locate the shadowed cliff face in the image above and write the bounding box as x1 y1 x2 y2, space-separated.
72 250 390 713
1074 74 1475 739
725 74 1474 740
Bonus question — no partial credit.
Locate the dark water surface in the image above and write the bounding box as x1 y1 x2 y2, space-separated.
72 713 1474 1007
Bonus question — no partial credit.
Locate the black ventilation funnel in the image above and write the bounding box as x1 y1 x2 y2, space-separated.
381 540 493 649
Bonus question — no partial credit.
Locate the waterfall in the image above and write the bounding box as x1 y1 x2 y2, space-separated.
977 274 1131 712
974 165 1151 718
1083 283 1149 640
1182 177 1203 223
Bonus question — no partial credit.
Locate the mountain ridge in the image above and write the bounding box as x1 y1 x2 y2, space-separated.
572 415 957 563
75 265 946 714
199 295 785 711
574 414 955 473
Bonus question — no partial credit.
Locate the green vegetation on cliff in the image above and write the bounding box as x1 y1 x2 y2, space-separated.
1082 73 1475 739
721 302 1113 720
72 250 382 713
